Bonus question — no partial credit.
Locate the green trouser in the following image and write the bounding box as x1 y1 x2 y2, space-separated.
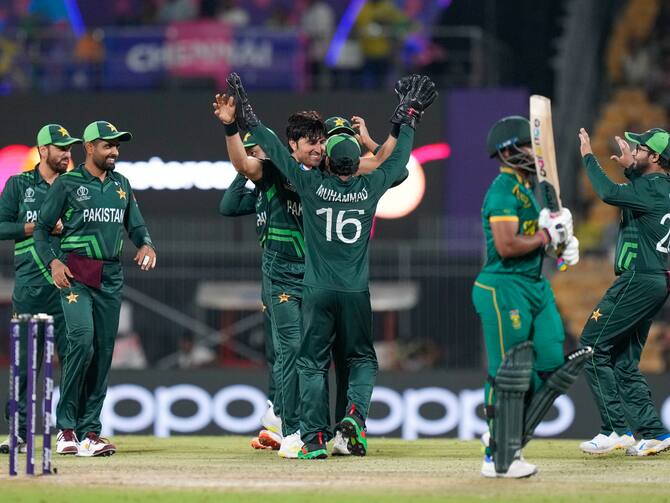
4 284 66 439
262 251 304 436
332 340 350 424
472 273 565 428
260 280 280 416
299 286 377 444
57 268 122 438
580 271 669 438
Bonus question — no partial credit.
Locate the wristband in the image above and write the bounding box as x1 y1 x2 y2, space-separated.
224 122 239 137
390 123 400 138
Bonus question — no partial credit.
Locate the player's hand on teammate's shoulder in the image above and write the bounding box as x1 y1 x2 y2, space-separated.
213 93 236 125
610 135 634 169
134 245 156 271
351 116 371 147
578 128 592 156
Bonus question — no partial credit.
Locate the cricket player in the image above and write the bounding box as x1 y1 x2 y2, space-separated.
218 135 284 450
473 116 591 478
213 101 325 458
34 120 156 457
322 114 403 454
0 124 80 453
226 72 437 459
577 127 670 456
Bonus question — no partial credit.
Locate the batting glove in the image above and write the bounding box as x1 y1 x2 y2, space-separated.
539 208 573 245
560 236 580 265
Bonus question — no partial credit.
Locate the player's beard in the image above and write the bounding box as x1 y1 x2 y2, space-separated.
47 152 69 174
633 157 649 174
94 155 117 172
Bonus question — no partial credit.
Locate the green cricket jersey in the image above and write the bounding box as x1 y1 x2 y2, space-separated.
34 163 153 266
256 159 305 260
251 123 412 292
583 153 670 274
219 172 268 247
480 167 543 278
0 168 57 285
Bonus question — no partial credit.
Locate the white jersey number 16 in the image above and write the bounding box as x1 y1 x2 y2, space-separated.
316 208 364 244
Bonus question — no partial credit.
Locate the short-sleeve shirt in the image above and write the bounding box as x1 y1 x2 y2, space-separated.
480 167 543 278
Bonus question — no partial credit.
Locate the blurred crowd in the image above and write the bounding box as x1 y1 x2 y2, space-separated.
0 0 466 92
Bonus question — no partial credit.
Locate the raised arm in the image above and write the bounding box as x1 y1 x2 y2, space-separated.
226 72 310 192
357 131 398 174
579 128 653 211
213 93 264 181
372 75 438 191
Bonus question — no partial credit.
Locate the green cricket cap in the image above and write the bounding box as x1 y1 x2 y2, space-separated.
83 121 132 143
36 124 82 147
242 131 258 149
325 116 356 137
326 133 361 164
624 128 670 161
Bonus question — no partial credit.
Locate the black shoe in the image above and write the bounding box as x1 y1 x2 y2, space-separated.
336 406 368 457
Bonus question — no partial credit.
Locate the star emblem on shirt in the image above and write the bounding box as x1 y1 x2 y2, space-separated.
261 304 267 312
278 293 290 303
57 126 69 137
334 118 346 127
590 309 603 322
66 292 79 304
117 187 127 200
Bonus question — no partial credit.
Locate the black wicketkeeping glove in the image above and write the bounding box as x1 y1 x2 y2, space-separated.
226 72 259 129
390 75 438 129
394 74 420 102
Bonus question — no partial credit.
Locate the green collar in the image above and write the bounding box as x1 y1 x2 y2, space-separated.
32 165 48 186
75 163 119 184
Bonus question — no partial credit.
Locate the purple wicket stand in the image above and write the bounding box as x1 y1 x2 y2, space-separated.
42 315 54 475
25 316 38 475
8 318 20 476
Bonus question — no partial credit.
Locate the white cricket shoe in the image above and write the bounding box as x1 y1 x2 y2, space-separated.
332 430 351 456
481 454 537 479
0 435 27 454
618 432 637 449
579 432 630 454
56 429 79 455
76 432 116 457
261 400 282 436
278 431 303 459
625 436 670 456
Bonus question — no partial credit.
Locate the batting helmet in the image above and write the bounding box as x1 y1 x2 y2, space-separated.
486 116 535 171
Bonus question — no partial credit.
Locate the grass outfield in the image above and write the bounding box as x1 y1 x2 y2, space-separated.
1 436 669 502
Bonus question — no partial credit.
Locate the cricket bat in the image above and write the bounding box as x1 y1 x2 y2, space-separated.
529 94 567 271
